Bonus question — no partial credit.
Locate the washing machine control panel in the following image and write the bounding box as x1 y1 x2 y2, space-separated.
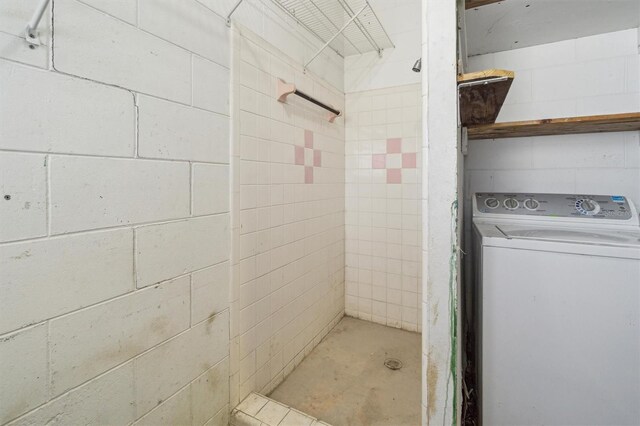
475 193 634 220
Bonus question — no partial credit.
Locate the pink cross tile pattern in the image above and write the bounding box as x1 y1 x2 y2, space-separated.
371 138 418 184
295 130 322 184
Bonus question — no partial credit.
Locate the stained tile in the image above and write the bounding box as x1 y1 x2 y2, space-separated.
313 150 322 167
254 401 289 425
280 409 315 426
236 393 269 416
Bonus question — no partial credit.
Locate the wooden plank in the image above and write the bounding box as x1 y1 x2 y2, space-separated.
457 69 514 82
458 69 515 126
465 0 503 10
467 112 640 139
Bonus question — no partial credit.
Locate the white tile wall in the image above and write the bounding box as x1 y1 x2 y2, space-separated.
0 1 232 424
344 84 423 332
229 26 345 406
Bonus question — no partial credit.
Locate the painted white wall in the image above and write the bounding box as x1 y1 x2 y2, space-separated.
344 0 421 93
229 26 345 406
421 0 461 424
0 0 232 424
0 0 344 424
465 28 640 209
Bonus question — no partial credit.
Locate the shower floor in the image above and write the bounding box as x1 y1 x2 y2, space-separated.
269 316 421 426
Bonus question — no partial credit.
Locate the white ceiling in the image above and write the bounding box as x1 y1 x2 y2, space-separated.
465 0 640 56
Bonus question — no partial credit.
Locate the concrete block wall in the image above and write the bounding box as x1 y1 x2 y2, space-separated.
229 26 346 406
344 84 423 332
0 0 231 424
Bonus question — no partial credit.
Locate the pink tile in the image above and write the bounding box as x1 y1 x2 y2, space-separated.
305 130 314 149
387 169 401 184
372 154 386 169
294 146 305 165
402 152 417 168
305 166 314 184
387 138 402 154
313 150 322 167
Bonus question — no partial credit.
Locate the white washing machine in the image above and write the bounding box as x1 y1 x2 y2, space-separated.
472 192 640 426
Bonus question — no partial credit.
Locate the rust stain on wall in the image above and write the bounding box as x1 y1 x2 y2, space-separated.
427 348 439 422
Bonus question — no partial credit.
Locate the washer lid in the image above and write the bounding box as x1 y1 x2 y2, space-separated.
497 224 640 247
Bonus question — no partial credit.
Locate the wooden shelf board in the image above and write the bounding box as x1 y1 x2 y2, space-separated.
458 69 514 82
465 0 503 10
467 112 640 140
458 69 515 126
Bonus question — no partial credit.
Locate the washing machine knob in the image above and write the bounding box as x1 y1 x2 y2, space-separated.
524 198 539 211
504 198 519 210
581 199 597 212
485 198 499 209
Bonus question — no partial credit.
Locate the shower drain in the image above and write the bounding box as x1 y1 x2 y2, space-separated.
384 358 403 370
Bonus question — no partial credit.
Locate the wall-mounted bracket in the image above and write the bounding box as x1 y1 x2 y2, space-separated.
24 0 50 48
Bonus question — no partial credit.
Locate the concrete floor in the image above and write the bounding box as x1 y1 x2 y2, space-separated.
269 317 421 426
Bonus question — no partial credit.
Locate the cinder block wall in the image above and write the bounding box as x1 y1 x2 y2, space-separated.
0 0 231 424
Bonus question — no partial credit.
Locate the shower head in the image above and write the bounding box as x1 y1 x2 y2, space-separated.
412 58 421 73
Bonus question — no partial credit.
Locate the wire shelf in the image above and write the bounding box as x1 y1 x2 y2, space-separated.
268 0 394 58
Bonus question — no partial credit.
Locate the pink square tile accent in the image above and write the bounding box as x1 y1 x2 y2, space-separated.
313 150 322 167
386 138 402 154
294 146 305 165
387 169 401 184
305 166 314 184
305 130 314 149
372 154 386 169
402 152 417 168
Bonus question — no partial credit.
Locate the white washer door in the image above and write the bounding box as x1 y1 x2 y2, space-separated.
481 245 640 426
